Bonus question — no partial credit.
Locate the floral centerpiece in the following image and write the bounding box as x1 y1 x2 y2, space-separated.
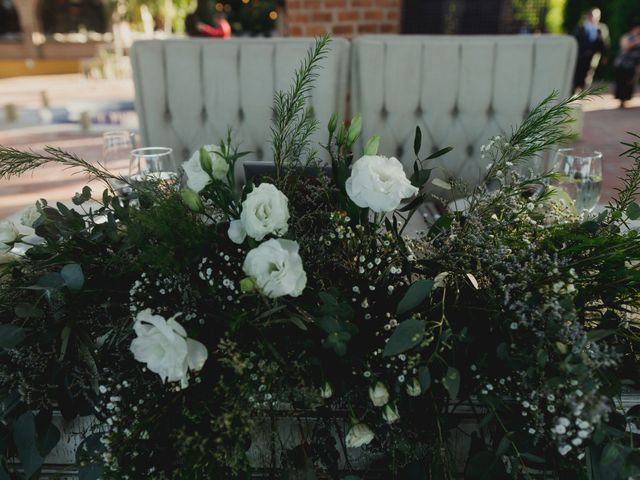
1 37 640 480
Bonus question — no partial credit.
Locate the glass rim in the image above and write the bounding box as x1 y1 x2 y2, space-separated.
131 147 173 157
555 148 603 159
103 130 133 138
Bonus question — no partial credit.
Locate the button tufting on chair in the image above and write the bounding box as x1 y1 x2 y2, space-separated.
131 38 350 176
351 35 577 198
256 147 263 160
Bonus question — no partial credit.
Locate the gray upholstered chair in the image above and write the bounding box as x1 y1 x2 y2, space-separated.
351 35 578 196
131 38 350 175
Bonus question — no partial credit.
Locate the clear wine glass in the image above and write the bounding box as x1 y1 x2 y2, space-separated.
551 148 603 212
129 147 176 183
102 130 135 196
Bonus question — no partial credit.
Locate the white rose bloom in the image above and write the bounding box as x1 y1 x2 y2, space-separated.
240 183 289 241
369 381 390 407
346 423 375 448
383 404 400 424
130 309 208 388
183 144 227 193
345 155 418 213
20 206 41 229
0 221 19 253
243 239 307 298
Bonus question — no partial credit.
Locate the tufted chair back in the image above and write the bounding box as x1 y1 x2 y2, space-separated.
351 35 577 196
131 38 350 177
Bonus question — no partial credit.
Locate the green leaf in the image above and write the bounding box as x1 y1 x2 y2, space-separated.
425 146 453 160
413 126 422 156
363 135 380 155
35 272 65 290
442 366 460 399
397 279 434 315
418 366 431 392
0 324 26 349
37 423 60 457
13 412 44 479
15 303 43 320
72 186 92 205
61 264 84 290
383 318 425 357
410 168 432 188
520 452 545 464
587 329 617 342
79 464 104 480
601 442 626 466
465 450 506 480
626 202 640 220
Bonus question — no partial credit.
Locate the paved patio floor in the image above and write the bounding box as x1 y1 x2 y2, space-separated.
0 74 639 220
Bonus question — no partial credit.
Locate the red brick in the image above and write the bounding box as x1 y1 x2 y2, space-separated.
312 11 333 21
305 24 329 35
302 0 323 8
387 10 399 20
332 24 355 35
352 0 373 7
287 13 309 22
337 10 359 21
357 23 379 33
325 0 346 7
287 25 304 36
364 9 384 20
380 22 398 32
287 0 301 8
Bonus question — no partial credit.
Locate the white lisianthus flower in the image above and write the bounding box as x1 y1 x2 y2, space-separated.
369 381 389 407
129 309 208 388
346 423 375 448
382 404 400 424
0 221 19 253
320 381 333 399
228 219 247 244
240 183 289 241
242 239 307 298
406 378 421 397
20 206 41 229
345 155 418 213
183 144 227 192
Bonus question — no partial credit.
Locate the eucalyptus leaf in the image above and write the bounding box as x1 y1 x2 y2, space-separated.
383 318 425 357
442 366 461 399
13 412 44 479
397 279 434 315
61 263 85 290
626 202 640 220
418 366 431 392
37 423 60 457
0 324 26 349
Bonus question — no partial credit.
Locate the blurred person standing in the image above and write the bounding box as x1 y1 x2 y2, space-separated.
572 7 610 91
185 0 232 38
614 18 640 108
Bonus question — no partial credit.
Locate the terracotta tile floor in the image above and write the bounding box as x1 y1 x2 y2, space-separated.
0 74 638 220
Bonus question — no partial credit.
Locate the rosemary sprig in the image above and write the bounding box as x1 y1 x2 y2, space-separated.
271 34 330 179
608 132 640 213
0 145 123 186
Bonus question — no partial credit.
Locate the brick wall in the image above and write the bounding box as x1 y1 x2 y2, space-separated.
284 0 401 37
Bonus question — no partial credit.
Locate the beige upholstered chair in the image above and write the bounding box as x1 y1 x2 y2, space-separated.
131 38 350 174
351 35 578 195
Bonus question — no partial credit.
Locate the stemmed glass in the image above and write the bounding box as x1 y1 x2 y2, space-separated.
102 130 135 197
129 147 176 183
551 148 603 212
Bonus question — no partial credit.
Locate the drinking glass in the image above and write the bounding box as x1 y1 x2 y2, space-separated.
551 148 603 212
129 147 176 182
102 130 135 196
